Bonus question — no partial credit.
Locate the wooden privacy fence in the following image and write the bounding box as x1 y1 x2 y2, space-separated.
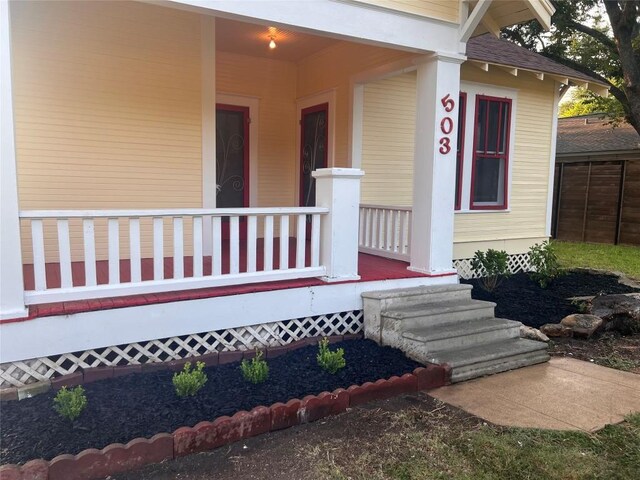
552 157 639 245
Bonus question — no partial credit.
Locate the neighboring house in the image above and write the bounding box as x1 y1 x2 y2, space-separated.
553 115 640 245
0 0 604 388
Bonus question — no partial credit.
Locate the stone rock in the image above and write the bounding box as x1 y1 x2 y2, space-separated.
520 325 549 342
560 314 603 338
540 323 573 338
591 294 640 335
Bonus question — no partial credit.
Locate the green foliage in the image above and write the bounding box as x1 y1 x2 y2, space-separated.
240 350 269 384
471 249 510 292
317 337 346 374
53 386 87 422
172 361 207 398
528 241 562 288
559 86 625 119
571 298 590 314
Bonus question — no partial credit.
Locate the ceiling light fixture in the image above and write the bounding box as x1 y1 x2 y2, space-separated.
268 34 277 49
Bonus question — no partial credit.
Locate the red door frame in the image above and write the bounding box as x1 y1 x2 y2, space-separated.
216 104 250 240
299 103 329 207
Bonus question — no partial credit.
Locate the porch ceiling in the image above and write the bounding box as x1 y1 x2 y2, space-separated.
215 18 340 62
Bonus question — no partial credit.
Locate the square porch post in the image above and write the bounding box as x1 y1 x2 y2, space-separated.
409 52 465 276
313 168 364 282
1 0 28 320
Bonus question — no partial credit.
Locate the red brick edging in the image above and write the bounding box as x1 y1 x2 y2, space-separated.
0 363 450 480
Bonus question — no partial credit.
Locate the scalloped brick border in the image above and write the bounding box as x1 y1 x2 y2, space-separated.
0 363 450 480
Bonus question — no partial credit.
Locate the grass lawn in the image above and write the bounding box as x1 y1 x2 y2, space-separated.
553 241 640 279
313 405 640 480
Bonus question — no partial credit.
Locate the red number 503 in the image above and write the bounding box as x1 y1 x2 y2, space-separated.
439 137 451 154
441 93 455 112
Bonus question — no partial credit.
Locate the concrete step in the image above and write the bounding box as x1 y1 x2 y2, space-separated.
382 299 496 329
422 338 550 383
362 283 472 311
402 317 521 352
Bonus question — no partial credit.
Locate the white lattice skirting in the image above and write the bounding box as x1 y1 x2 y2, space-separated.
453 253 532 280
0 311 363 388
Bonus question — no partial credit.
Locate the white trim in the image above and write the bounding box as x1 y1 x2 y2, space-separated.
159 0 463 56
0 0 28 320
202 16 216 209
546 82 561 236
216 93 260 207
350 83 364 169
0 276 456 363
20 207 328 218
459 81 518 212
459 0 493 42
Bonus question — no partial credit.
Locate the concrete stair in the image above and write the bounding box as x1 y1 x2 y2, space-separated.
362 284 549 382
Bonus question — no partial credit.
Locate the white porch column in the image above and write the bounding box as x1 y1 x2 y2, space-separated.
0 0 28 320
313 168 364 282
409 52 465 276
201 15 216 254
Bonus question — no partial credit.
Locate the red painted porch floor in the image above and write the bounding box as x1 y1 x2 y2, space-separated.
19 242 428 321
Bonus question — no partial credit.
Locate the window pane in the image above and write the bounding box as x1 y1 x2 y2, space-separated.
473 157 504 204
499 103 510 153
476 99 487 152
487 101 501 153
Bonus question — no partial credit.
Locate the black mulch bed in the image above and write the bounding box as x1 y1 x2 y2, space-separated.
463 270 639 329
0 339 420 465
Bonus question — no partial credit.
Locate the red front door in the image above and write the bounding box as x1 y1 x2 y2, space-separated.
216 104 249 238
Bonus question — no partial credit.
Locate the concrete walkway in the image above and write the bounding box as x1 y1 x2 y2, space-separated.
430 357 640 432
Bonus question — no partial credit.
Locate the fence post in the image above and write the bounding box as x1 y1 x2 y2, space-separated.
313 168 364 282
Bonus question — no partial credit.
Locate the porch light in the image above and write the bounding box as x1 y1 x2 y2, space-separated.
269 35 277 49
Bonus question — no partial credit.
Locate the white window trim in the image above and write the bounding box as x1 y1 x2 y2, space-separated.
295 89 336 205
457 81 518 214
215 93 260 207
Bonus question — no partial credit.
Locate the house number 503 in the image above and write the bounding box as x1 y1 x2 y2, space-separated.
439 94 455 155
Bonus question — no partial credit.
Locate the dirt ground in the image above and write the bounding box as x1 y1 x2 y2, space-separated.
548 332 640 373
108 393 481 480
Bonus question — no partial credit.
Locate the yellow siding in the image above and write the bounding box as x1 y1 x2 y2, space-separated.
351 1 459 22
216 52 298 207
297 42 411 167
360 66 556 254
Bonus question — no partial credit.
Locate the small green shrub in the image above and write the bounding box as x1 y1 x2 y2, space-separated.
317 337 346 374
53 386 87 421
528 241 562 288
571 298 590 314
240 350 269 384
172 361 207 398
471 249 510 292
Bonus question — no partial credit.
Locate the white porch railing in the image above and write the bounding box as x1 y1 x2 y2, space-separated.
358 204 412 261
19 207 327 305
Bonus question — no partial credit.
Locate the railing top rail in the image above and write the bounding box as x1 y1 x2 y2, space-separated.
19 207 329 219
359 204 413 211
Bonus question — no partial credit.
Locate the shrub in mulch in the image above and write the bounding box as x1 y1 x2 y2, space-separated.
463 270 638 329
0 339 420 465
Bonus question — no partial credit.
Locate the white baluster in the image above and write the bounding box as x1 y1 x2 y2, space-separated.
193 216 203 277
31 219 46 291
212 216 222 276
296 214 306 268
230 216 239 274
311 213 321 267
108 218 120 285
83 218 96 286
263 215 274 271
279 215 289 270
153 217 164 280
247 215 257 273
173 217 184 279
129 218 141 283
57 219 72 288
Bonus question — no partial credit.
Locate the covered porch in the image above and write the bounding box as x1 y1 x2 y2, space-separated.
3 0 464 320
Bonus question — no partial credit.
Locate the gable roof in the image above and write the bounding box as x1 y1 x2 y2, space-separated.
466 34 608 90
557 115 640 155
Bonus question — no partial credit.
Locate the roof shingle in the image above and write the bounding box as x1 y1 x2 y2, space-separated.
557 115 640 154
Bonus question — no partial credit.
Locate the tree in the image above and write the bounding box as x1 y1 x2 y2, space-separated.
502 0 640 135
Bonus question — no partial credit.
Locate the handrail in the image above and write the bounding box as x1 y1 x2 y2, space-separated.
19 207 329 219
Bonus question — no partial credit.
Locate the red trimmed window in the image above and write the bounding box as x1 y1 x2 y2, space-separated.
455 92 467 210
470 95 511 210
